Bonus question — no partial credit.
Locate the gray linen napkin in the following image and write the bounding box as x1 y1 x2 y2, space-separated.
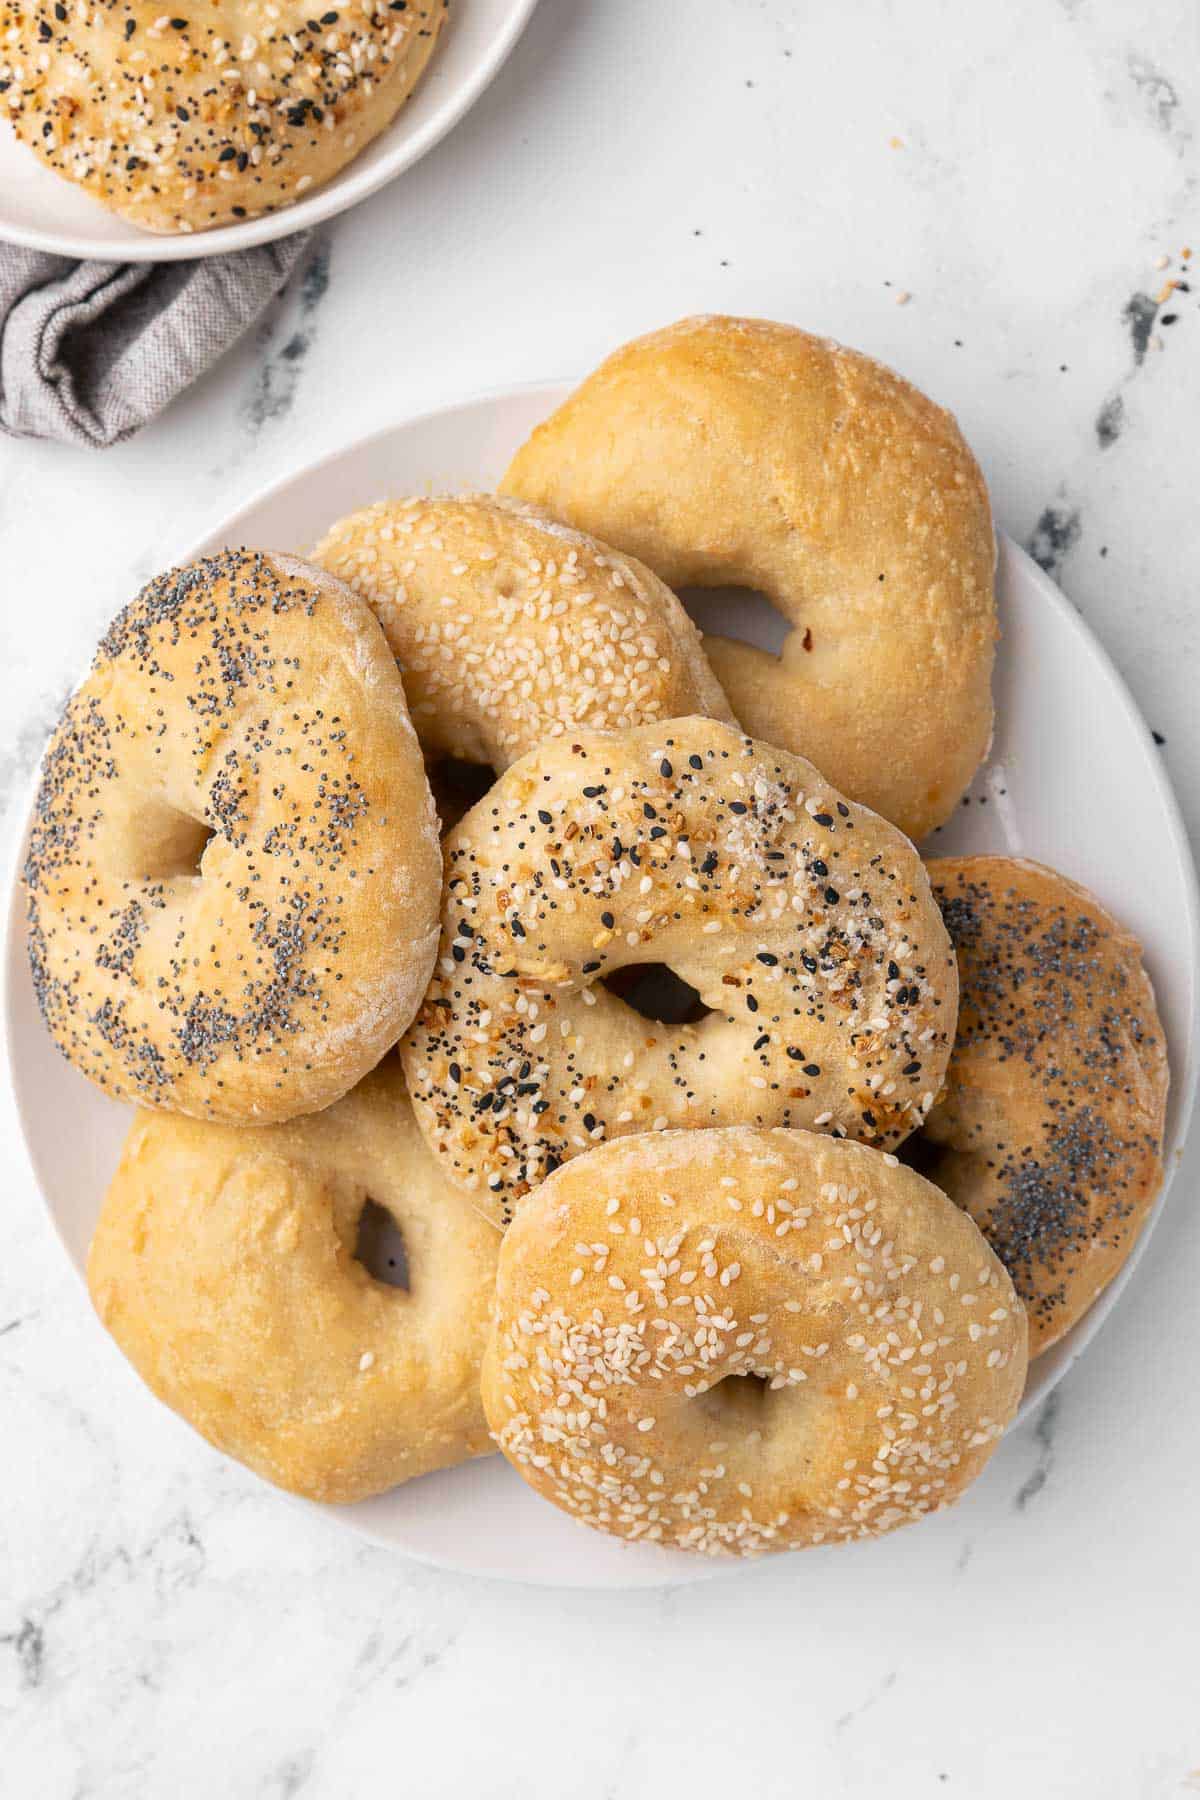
0 234 310 449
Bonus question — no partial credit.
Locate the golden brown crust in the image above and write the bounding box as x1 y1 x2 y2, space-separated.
310 494 734 776
0 0 444 233
502 315 997 842
24 549 441 1124
401 717 958 1227
88 1060 500 1503
482 1128 1027 1555
913 857 1169 1356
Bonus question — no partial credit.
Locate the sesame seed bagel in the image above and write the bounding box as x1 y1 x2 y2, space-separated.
912 857 1169 1357
501 315 997 842
0 0 443 234
24 549 441 1124
88 1060 499 1504
400 717 959 1227
310 495 734 793
482 1128 1027 1556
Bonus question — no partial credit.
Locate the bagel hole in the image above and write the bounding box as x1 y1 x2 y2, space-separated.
602 963 712 1027
133 808 215 882
900 1133 990 1207
353 1198 410 1292
678 586 791 657
428 756 497 833
700 1371 772 1425
900 1133 942 1183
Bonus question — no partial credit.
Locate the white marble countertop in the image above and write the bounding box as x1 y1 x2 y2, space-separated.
3 1 1199 1794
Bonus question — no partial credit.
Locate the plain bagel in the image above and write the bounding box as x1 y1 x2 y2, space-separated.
88 1060 499 1504
502 315 997 842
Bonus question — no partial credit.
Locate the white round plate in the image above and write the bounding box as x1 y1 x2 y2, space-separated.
5 383 1198 1587
0 0 537 262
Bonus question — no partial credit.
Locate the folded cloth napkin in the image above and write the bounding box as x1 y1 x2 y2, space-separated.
0 234 310 449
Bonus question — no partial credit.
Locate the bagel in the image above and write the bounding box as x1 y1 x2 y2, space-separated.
911 857 1169 1356
24 549 441 1124
502 315 997 842
482 1128 1027 1555
401 716 959 1227
0 0 443 233
310 495 734 789
88 1060 499 1504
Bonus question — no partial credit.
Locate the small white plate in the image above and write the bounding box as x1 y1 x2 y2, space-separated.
0 0 537 262
5 383 1198 1587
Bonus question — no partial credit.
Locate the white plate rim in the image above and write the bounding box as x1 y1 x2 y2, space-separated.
0 0 539 263
5 379 1198 1586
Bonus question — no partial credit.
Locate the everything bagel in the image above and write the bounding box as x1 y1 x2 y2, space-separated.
502 315 997 841
24 550 441 1124
482 1128 1027 1554
0 0 444 233
401 717 958 1226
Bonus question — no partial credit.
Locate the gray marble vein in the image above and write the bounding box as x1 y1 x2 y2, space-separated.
1014 1389 1062 1511
834 1669 899 1734
1028 503 1083 579
241 238 334 440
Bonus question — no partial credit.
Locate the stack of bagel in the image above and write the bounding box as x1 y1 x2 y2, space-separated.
28 317 1169 1559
